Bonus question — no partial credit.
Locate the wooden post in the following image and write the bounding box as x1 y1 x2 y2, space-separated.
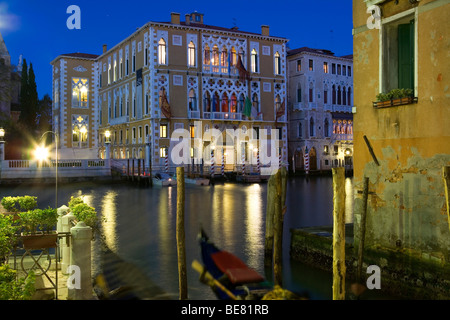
127 159 130 180
357 177 369 284
332 167 346 300
363 135 380 166
132 159 135 182
273 169 284 286
264 172 276 266
443 166 450 231
137 159 141 184
176 167 187 300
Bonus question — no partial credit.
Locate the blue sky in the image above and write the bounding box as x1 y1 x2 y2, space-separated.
1 0 353 99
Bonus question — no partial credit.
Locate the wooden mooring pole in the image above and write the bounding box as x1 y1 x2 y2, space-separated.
332 167 346 300
176 167 187 300
443 166 450 230
273 167 287 286
264 172 276 266
356 177 369 284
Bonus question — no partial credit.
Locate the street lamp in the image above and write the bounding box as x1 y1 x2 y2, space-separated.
0 128 5 161
104 130 111 160
36 131 58 209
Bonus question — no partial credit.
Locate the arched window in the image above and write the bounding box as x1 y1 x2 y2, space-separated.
347 87 352 106
204 45 210 65
298 122 302 138
212 45 220 66
342 87 347 105
158 38 166 65
274 52 281 75
230 93 237 113
310 117 315 137
324 118 330 137
332 85 336 105
204 91 211 112
188 41 196 67
189 89 197 111
323 84 328 104
212 92 220 112
221 93 229 113
275 95 281 115
239 94 245 113
231 47 237 66
252 93 259 113
337 86 341 105
251 49 258 73
221 47 228 67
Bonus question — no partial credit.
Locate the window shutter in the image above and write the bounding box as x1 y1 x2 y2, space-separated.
398 20 414 91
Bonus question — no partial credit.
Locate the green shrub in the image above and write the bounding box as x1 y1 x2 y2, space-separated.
0 214 18 262
68 196 84 210
17 196 37 212
71 203 99 230
40 207 58 233
18 210 41 235
1 197 19 212
0 265 36 300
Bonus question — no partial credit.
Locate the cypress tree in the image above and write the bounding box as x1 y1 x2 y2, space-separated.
19 59 28 109
18 60 38 133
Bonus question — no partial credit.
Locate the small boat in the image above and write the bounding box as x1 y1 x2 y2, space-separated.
152 173 176 187
185 177 210 186
192 229 272 300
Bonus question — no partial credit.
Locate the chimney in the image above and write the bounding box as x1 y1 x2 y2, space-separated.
185 14 190 25
171 12 180 24
261 25 270 36
103 44 107 53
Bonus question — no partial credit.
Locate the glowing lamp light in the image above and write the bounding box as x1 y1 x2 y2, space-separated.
0 128 5 139
35 145 49 161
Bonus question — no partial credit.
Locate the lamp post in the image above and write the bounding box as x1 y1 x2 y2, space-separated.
0 128 5 161
38 131 58 209
105 130 111 160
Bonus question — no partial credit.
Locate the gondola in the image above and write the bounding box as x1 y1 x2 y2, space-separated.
193 229 303 300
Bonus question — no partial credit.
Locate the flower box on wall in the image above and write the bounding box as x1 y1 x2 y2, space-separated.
21 232 58 250
373 96 418 108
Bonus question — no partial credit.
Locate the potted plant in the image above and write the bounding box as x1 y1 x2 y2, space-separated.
0 264 36 300
1 196 37 221
0 214 18 264
374 88 416 108
19 208 58 249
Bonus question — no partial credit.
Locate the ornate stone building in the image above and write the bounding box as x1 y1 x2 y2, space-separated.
51 12 288 171
287 47 353 173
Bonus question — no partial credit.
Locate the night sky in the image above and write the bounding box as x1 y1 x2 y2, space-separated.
1 0 353 99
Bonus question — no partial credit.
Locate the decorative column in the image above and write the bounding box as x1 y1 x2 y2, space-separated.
69 221 93 300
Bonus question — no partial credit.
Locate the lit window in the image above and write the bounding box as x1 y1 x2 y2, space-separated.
323 62 328 73
160 124 168 138
204 45 210 65
309 59 313 71
72 78 88 108
190 125 195 138
212 45 219 67
160 147 168 158
251 49 258 73
188 89 197 111
158 38 167 65
297 60 301 72
188 41 196 67
274 52 281 75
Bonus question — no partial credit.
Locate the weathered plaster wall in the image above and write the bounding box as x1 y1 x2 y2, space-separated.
353 0 450 261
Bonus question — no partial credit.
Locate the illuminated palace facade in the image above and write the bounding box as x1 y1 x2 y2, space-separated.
51 12 288 171
287 47 353 173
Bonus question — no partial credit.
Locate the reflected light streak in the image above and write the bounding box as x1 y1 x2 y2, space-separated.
101 191 118 250
245 184 263 268
345 177 354 224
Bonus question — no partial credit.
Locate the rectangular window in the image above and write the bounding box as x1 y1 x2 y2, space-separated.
382 16 415 93
323 62 328 73
190 125 195 138
160 124 168 138
309 88 313 102
297 60 301 72
160 147 168 158
337 64 341 75
324 89 328 104
348 66 352 77
332 63 336 74
342 65 346 76
309 59 313 71
253 126 260 140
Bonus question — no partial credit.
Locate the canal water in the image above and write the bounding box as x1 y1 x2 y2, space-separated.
0 175 354 300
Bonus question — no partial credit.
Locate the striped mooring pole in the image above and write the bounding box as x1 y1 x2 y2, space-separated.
211 150 215 176
257 149 260 174
165 153 169 173
221 150 225 177
242 155 245 176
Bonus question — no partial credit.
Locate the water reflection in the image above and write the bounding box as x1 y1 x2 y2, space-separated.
0 175 354 300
